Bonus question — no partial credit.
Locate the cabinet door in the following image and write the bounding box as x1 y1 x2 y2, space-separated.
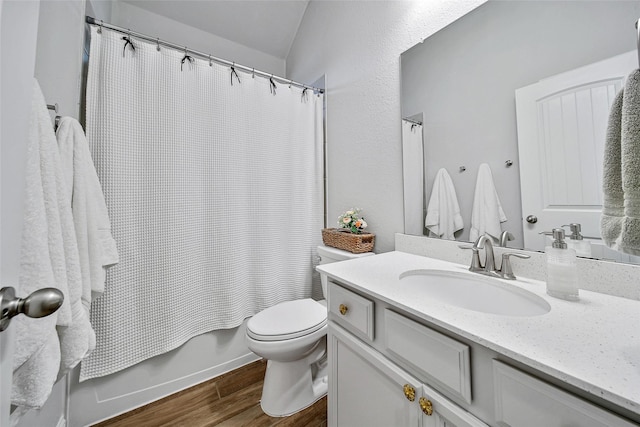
420 383 488 427
493 360 637 427
328 324 422 427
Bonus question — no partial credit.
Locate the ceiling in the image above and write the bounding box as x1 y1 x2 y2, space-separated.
121 0 310 59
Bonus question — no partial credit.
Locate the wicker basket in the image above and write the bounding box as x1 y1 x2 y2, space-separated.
321 228 375 254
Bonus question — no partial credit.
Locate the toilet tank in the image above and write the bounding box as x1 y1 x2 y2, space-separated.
317 246 374 298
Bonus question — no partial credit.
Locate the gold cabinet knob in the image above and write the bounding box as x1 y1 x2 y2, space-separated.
339 304 348 315
419 397 433 416
403 384 416 402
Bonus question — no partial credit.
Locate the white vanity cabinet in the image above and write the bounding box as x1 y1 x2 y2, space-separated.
326 278 640 427
327 281 487 427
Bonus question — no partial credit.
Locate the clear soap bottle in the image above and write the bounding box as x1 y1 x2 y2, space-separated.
563 223 592 258
542 228 579 301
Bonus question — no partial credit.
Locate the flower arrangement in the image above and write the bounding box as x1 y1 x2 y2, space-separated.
337 208 368 234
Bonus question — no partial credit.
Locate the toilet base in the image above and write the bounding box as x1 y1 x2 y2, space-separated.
260 337 328 417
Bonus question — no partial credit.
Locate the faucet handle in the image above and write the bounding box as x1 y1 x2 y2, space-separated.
499 231 514 247
459 245 483 272
500 252 531 280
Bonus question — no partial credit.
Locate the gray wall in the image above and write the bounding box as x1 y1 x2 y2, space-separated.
110 1 285 77
286 0 486 253
401 1 640 248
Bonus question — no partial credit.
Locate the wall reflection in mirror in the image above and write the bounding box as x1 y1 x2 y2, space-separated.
401 0 640 265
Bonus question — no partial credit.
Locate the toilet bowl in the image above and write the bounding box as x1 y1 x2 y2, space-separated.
245 245 374 417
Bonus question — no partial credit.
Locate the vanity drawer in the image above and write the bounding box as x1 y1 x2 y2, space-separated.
383 309 472 404
493 360 636 427
328 281 374 341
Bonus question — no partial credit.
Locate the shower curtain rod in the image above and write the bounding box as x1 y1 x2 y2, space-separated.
402 117 422 126
85 16 324 94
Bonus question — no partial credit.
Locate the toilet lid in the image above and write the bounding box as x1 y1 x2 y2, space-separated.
247 299 327 341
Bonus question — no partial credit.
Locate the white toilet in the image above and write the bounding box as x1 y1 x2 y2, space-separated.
246 245 374 417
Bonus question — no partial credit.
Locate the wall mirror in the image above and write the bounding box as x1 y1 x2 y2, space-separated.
401 0 640 265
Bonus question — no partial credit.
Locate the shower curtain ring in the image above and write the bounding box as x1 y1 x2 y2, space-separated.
209 55 212 66
98 20 103 34
252 68 255 78
156 38 160 51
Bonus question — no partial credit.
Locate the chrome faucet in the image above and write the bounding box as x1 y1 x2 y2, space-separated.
474 235 498 276
461 234 530 280
460 234 499 277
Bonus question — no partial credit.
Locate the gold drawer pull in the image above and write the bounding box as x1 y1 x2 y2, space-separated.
403 384 416 402
419 397 433 416
339 304 349 315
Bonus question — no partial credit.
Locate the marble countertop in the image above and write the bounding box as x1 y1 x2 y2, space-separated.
316 251 640 415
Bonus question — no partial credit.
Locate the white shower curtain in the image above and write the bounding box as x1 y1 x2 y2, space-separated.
81 27 324 380
402 120 424 235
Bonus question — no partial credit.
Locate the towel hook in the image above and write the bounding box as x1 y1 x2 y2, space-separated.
505 160 513 167
459 166 466 172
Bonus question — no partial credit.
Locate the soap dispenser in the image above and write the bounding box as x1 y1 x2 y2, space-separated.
541 228 579 301
562 223 592 258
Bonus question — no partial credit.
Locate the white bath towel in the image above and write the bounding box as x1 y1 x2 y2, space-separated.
469 163 507 242
11 79 79 416
56 116 118 378
56 116 118 304
601 69 640 255
425 168 463 240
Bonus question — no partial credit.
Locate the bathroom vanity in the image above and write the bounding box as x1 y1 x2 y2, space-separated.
317 251 640 427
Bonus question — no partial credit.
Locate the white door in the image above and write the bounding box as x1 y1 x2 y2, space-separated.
516 51 637 253
1 1 41 424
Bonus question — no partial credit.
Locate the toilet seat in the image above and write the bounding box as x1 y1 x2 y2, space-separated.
247 298 327 341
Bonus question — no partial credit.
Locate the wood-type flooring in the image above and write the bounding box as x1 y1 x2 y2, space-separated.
93 360 327 427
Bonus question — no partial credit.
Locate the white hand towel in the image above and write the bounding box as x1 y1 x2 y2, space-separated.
425 168 464 240
56 116 118 304
12 79 78 415
469 163 507 242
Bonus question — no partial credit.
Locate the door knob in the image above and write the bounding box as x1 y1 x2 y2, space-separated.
526 215 538 224
0 286 64 332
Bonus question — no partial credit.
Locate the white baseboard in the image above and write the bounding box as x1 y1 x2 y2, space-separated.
85 352 259 426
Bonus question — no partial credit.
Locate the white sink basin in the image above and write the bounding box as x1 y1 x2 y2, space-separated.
398 269 551 317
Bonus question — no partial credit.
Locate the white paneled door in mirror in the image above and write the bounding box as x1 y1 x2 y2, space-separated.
516 50 640 263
